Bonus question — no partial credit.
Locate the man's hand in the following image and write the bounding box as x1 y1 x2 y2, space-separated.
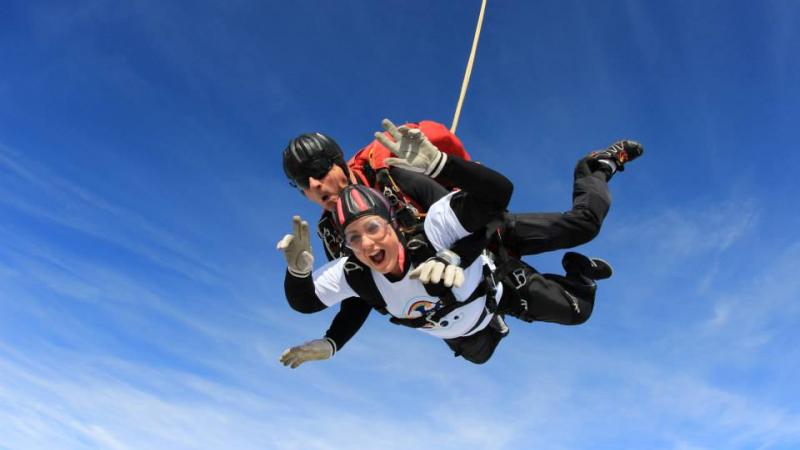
279 338 335 369
408 250 464 288
374 118 448 178
276 215 314 277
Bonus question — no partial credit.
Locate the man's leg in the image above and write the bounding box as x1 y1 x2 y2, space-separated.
504 160 610 256
502 140 643 256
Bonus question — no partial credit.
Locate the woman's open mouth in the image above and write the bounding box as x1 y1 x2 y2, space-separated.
369 250 386 265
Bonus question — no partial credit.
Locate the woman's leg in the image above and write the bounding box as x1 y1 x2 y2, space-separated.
498 260 597 325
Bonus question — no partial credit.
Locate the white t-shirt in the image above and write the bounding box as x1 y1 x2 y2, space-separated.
312 192 503 339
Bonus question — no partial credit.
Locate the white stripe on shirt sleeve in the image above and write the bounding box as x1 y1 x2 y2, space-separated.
423 191 470 252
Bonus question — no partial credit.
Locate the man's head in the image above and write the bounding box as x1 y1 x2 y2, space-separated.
335 185 404 275
283 132 351 211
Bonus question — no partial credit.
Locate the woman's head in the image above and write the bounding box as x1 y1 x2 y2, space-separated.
336 185 404 274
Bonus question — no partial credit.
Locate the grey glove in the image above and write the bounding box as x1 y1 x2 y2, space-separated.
374 118 448 178
279 338 336 369
276 215 314 277
408 249 465 288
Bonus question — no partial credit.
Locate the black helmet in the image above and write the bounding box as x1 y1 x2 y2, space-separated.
334 185 395 231
282 132 348 189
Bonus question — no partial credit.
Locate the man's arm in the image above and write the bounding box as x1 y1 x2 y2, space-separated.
375 119 512 233
387 166 448 210
437 155 513 232
376 132 500 287
389 166 487 269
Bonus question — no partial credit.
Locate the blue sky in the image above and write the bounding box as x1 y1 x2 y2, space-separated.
1 1 799 449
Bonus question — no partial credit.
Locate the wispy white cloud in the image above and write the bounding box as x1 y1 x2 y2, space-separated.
613 199 759 261
690 240 800 355
2 206 798 449
4 145 798 450
488 337 800 449
0 341 550 450
0 146 227 287
12 211 799 450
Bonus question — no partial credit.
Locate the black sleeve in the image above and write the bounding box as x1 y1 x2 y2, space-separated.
389 166 489 267
439 156 513 232
284 271 327 313
324 297 372 351
448 229 490 267
284 269 372 352
387 167 449 211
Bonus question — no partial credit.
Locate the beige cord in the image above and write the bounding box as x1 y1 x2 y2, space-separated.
450 0 488 134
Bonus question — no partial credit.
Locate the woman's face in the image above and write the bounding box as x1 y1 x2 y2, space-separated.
344 215 403 275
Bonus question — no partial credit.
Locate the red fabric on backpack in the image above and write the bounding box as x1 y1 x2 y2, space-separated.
347 121 470 184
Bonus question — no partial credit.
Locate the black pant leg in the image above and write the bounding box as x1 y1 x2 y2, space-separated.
499 263 596 325
444 325 506 364
504 159 612 256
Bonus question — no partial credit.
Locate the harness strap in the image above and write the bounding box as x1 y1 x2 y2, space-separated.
460 306 491 336
343 257 390 315
374 168 423 231
389 265 497 329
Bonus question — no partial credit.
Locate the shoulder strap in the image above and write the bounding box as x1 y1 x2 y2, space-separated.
401 226 436 268
342 256 389 315
374 168 425 231
317 212 348 261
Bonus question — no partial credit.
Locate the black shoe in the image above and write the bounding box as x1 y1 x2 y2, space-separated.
587 140 644 172
562 252 613 280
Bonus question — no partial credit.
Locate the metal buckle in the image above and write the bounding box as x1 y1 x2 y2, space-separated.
424 312 441 327
511 267 527 290
407 238 429 251
343 261 363 275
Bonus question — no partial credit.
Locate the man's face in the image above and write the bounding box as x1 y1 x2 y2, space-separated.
301 164 350 211
344 215 403 275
